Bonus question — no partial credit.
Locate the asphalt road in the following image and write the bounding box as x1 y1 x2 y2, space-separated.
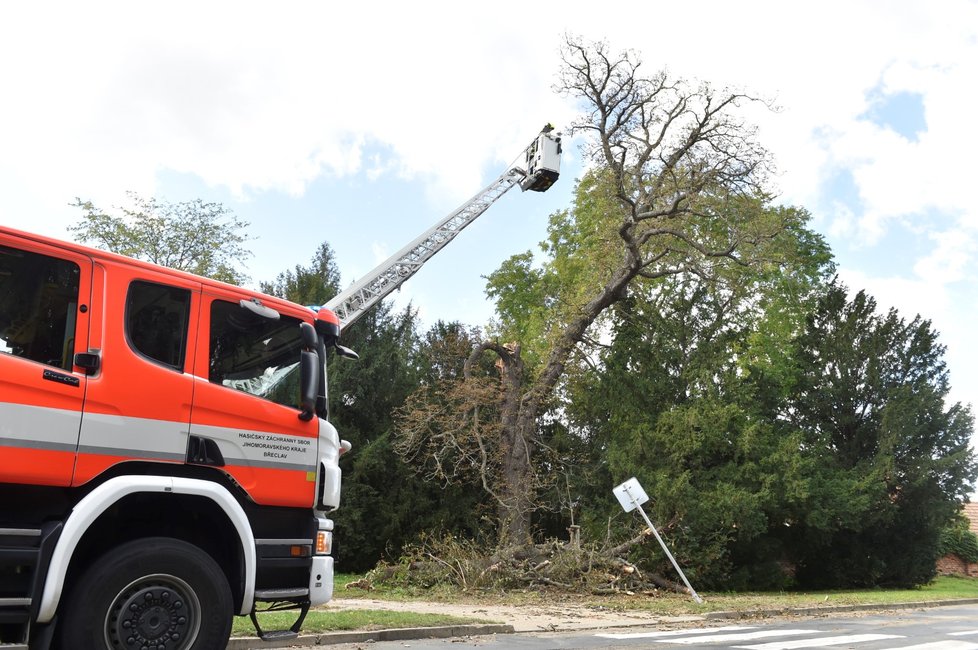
314 603 978 650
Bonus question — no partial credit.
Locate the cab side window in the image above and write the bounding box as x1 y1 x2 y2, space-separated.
0 244 81 370
208 299 303 409
126 281 192 370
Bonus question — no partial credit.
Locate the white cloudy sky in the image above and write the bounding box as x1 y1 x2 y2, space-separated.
1 1 976 434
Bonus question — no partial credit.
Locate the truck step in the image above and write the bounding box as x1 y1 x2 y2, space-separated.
0 528 40 602
250 599 310 642
253 588 309 600
0 525 54 647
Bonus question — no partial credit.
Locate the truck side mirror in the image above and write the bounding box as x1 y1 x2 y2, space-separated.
334 344 359 360
298 349 318 421
299 321 317 348
298 322 319 421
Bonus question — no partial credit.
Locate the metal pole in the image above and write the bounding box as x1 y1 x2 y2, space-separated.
622 483 703 604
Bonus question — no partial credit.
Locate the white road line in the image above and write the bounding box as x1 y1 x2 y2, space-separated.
734 633 903 650
596 626 757 640
881 642 978 650
662 629 819 644
949 632 978 637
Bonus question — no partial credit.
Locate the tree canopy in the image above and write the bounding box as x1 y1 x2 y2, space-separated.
70 191 251 285
387 38 975 588
78 38 975 590
783 283 976 586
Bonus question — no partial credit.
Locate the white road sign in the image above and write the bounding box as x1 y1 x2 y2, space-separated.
613 477 649 513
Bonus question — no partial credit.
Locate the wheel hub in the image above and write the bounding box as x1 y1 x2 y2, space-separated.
106 576 199 650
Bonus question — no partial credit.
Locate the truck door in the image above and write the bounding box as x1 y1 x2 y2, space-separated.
73 267 200 485
188 292 319 508
0 239 92 487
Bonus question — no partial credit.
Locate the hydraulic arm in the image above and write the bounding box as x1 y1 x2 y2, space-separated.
325 126 561 329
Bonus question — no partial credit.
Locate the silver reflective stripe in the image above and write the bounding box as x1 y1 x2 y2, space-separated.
1 401 316 472
79 412 188 459
0 401 80 449
75 445 184 462
0 436 77 453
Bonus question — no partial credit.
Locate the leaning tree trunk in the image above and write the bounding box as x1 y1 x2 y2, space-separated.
497 413 534 546
489 343 534 546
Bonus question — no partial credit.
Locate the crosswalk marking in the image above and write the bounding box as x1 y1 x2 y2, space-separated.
597 626 758 640
895 641 978 650
734 633 904 650
596 625 978 649
661 629 819 645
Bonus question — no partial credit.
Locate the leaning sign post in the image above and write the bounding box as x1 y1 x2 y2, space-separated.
612 477 703 604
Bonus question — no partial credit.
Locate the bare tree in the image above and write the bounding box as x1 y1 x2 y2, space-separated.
397 37 780 546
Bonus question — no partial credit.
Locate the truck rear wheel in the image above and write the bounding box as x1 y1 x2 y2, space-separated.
57 537 233 650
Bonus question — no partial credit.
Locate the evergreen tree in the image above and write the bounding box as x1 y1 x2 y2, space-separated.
259 241 341 305
260 245 488 570
563 205 836 588
784 283 977 587
332 314 487 570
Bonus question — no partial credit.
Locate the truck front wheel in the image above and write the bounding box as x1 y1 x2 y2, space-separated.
57 537 233 650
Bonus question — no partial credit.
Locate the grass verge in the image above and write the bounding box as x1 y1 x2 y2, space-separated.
232 608 488 637
690 575 978 614
231 575 978 637
333 572 978 614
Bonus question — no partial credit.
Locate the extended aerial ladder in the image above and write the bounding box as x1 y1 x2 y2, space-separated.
324 126 561 329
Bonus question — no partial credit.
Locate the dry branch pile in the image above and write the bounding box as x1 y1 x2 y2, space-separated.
357 532 691 597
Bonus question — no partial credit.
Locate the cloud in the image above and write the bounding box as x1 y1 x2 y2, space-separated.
914 225 978 285
0 2 577 225
839 261 977 410
797 15 978 244
4 1 974 228
1 1 975 418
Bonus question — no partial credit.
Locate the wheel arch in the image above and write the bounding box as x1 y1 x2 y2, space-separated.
37 475 256 623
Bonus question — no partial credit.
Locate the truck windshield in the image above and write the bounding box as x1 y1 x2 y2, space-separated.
209 300 303 409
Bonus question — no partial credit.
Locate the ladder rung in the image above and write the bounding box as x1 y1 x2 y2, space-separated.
0 529 40 538
0 599 30 607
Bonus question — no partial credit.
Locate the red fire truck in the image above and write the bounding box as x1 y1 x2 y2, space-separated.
0 126 559 649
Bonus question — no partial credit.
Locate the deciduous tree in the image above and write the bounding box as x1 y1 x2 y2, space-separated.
70 192 251 284
395 37 787 546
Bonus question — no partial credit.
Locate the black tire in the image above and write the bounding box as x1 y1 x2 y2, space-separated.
57 537 233 650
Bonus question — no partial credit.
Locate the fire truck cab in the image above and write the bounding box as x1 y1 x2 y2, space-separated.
0 226 349 650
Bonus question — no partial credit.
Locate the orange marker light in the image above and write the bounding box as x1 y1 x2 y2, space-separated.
316 531 332 555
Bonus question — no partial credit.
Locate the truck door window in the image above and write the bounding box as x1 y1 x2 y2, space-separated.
0 244 80 370
125 280 192 369
209 300 304 409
